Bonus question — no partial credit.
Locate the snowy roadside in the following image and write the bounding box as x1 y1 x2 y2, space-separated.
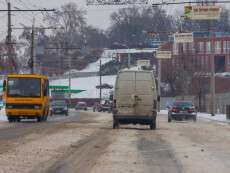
0 108 7 122
158 109 230 124
198 113 230 124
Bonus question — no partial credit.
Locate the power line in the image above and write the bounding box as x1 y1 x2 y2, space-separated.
0 9 55 11
152 0 230 6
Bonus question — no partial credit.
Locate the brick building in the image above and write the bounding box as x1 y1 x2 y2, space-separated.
161 32 230 73
160 32 230 111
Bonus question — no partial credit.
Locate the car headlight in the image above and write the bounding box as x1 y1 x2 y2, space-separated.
7 105 13 109
34 105 41 109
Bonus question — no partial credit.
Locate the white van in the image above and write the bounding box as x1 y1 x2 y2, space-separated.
113 70 159 130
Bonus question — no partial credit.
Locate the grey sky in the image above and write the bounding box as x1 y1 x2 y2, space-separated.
0 0 121 39
0 0 228 40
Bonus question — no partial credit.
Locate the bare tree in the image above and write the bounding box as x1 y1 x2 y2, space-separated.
108 6 175 48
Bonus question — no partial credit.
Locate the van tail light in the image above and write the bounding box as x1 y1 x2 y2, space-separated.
113 100 116 109
188 108 194 113
171 107 177 113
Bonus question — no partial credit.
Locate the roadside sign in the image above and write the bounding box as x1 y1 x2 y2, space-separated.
184 5 220 20
156 51 172 59
174 32 193 43
136 60 151 67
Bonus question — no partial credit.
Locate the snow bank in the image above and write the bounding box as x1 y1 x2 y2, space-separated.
0 108 7 121
50 75 116 99
80 57 112 72
159 110 168 115
198 113 230 123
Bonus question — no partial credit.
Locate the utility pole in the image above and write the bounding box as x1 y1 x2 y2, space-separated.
31 18 35 74
14 25 59 74
128 50 131 68
157 59 161 96
99 59 102 102
6 2 15 73
0 3 55 74
210 21 216 116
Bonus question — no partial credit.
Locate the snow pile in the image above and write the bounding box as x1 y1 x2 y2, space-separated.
159 110 168 115
80 57 113 72
215 72 230 77
0 108 7 121
198 113 230 123
50 75 116 99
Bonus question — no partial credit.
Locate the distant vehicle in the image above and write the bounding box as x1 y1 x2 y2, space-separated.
95 100 112 112
168 101 197 122
3 74 50 122
50 100 68 116
113 70 159 130
75 102 88 111
93 102 99 112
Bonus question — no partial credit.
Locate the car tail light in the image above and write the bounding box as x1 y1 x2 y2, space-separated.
113 100 116 108
188 108 194 113
171 107 177 113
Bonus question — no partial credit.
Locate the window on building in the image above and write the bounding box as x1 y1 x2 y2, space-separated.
188 42 195 53
201 56 204 67
223 40 230 53
214 41 221 54
197 42 204 53
215 56 225 73
206 41 211 53
173 43 179 55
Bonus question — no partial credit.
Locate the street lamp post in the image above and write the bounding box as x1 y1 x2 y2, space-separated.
128 50 131 68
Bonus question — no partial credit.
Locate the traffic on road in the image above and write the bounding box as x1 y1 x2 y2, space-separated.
1 0 230 173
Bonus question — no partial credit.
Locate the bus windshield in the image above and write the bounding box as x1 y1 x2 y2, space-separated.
7 78 41 97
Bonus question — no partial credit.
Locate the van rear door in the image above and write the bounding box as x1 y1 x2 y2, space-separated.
134 72 154 116
116 72 135 115
116 71 154 116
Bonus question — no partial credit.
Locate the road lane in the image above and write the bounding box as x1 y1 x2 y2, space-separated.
1 111 230 173
0 110 81 141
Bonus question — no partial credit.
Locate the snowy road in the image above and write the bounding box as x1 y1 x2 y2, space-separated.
0 111 230 173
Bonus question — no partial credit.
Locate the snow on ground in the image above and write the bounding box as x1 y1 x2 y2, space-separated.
198 113 230 123
159 110 168 115
80 57 113 72
50 75 116 99
159 110 230 123
0 108 7 121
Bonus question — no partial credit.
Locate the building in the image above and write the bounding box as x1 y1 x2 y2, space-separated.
162 32 230 73
159 32 230 112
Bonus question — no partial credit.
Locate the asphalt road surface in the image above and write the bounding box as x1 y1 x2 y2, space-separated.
0 110 230 173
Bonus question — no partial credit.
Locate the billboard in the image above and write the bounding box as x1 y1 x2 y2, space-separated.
174 32 194 43
156 51 172 59
87 0 148 5
184 5 220 20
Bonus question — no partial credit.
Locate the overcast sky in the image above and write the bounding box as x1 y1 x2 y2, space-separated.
0 0 123 39
0 0 228 40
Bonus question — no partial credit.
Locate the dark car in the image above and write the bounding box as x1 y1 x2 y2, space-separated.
168 101 197 122
75 102 88 111
95 100 112 112
50 100 68 116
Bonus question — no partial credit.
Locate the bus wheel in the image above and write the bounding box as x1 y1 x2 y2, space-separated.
37 116 42 122
8 117 14 123
17 117 21 122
